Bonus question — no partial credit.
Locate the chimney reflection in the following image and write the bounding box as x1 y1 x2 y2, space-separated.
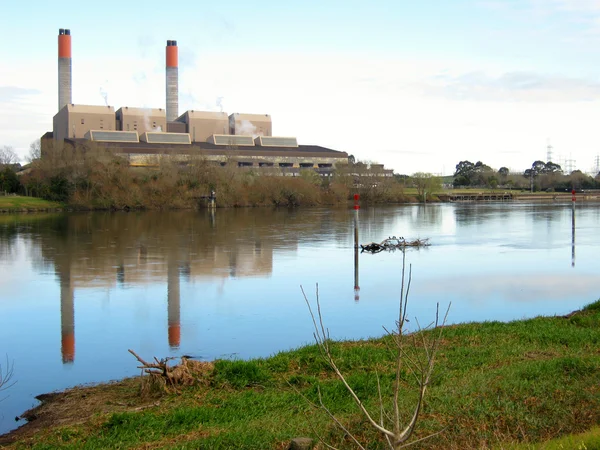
60 268 75 363
38 210 334 362
167 256 181 348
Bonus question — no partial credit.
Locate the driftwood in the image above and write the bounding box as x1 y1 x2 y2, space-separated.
128 349 214 393
361 236 430 253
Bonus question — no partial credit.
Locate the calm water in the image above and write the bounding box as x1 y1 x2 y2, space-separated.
1 203 600 434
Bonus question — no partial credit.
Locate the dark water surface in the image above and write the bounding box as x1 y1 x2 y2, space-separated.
1 203 599 434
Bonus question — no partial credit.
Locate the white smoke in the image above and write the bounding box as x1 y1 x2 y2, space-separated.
238 120 263 138
99 87 109 106
216 96 224 112
142 108 162 133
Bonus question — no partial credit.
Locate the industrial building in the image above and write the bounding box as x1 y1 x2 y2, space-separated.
43 29 362 175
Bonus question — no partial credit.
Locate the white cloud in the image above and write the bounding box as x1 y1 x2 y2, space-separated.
420 71 600 102
552 0 600 12
2 45 600 174
0 84 53 157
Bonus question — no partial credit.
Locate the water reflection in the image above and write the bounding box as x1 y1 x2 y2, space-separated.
167 254 181 348
1 209 355 363
1 204 600 436
32 209 351 285
60 268 74 363
353 211 360 302
414 203 442 226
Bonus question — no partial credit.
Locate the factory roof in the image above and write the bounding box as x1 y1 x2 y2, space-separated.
229 113 271 121
58 104 115 114
140 132 191 144
255 136 298 147
64 138 347 157
116 107 166 116
176 110 228 121
85 130 140 142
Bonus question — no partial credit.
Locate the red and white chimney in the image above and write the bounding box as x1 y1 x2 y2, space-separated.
58 28 72 111
166 40 179 122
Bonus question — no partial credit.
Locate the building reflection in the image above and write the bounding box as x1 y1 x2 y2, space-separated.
20 209 350 363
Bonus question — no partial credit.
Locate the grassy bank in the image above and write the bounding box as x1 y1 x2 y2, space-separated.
2 301 599 449
0 196 64 212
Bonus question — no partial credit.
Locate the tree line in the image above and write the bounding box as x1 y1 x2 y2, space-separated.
4 140 600 205
0 142 414 208
452 159 600 191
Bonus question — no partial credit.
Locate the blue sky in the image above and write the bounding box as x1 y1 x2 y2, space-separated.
2 0 600 174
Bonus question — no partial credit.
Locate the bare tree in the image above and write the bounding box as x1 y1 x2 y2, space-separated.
0 146 19 166
411 172 442 203
27 139 41 162
301 251 449 449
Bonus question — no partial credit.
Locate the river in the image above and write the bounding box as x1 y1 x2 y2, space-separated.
1 202 599 434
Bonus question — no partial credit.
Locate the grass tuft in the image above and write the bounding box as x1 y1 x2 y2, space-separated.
212 360 272 389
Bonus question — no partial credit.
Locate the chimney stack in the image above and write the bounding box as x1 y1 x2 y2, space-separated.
166 40 179 122
58 28 72 111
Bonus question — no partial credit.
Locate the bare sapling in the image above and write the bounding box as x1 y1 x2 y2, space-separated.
301 249 450 449
0 355 16 402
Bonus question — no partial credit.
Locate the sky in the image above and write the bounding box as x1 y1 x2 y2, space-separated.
2 0 600 175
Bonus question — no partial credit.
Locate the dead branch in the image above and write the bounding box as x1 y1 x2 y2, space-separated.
361 236 430 253
128 349 214 393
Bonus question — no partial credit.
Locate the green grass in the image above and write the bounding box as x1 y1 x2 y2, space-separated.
503 426 600 449
0 196 64 211
10 300 600 449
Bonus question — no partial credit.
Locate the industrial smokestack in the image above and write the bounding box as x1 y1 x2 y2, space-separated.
166 40 179 122
58 28 72 111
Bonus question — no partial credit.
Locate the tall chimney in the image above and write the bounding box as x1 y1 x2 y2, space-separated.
166 40 179 122
58 28 72 111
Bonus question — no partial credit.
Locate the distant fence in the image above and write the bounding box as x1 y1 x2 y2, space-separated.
437 193 514 202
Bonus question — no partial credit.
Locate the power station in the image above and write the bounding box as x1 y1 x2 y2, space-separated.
44 29 352 174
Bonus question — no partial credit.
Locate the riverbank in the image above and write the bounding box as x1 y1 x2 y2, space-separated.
1 300 599 449
0 196 64 212
2 189 599 214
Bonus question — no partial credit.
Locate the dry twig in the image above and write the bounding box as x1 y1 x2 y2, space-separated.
128 349 214 394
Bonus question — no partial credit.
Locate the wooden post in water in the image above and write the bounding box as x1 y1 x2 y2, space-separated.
353 194 360 301
571 189 576 268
